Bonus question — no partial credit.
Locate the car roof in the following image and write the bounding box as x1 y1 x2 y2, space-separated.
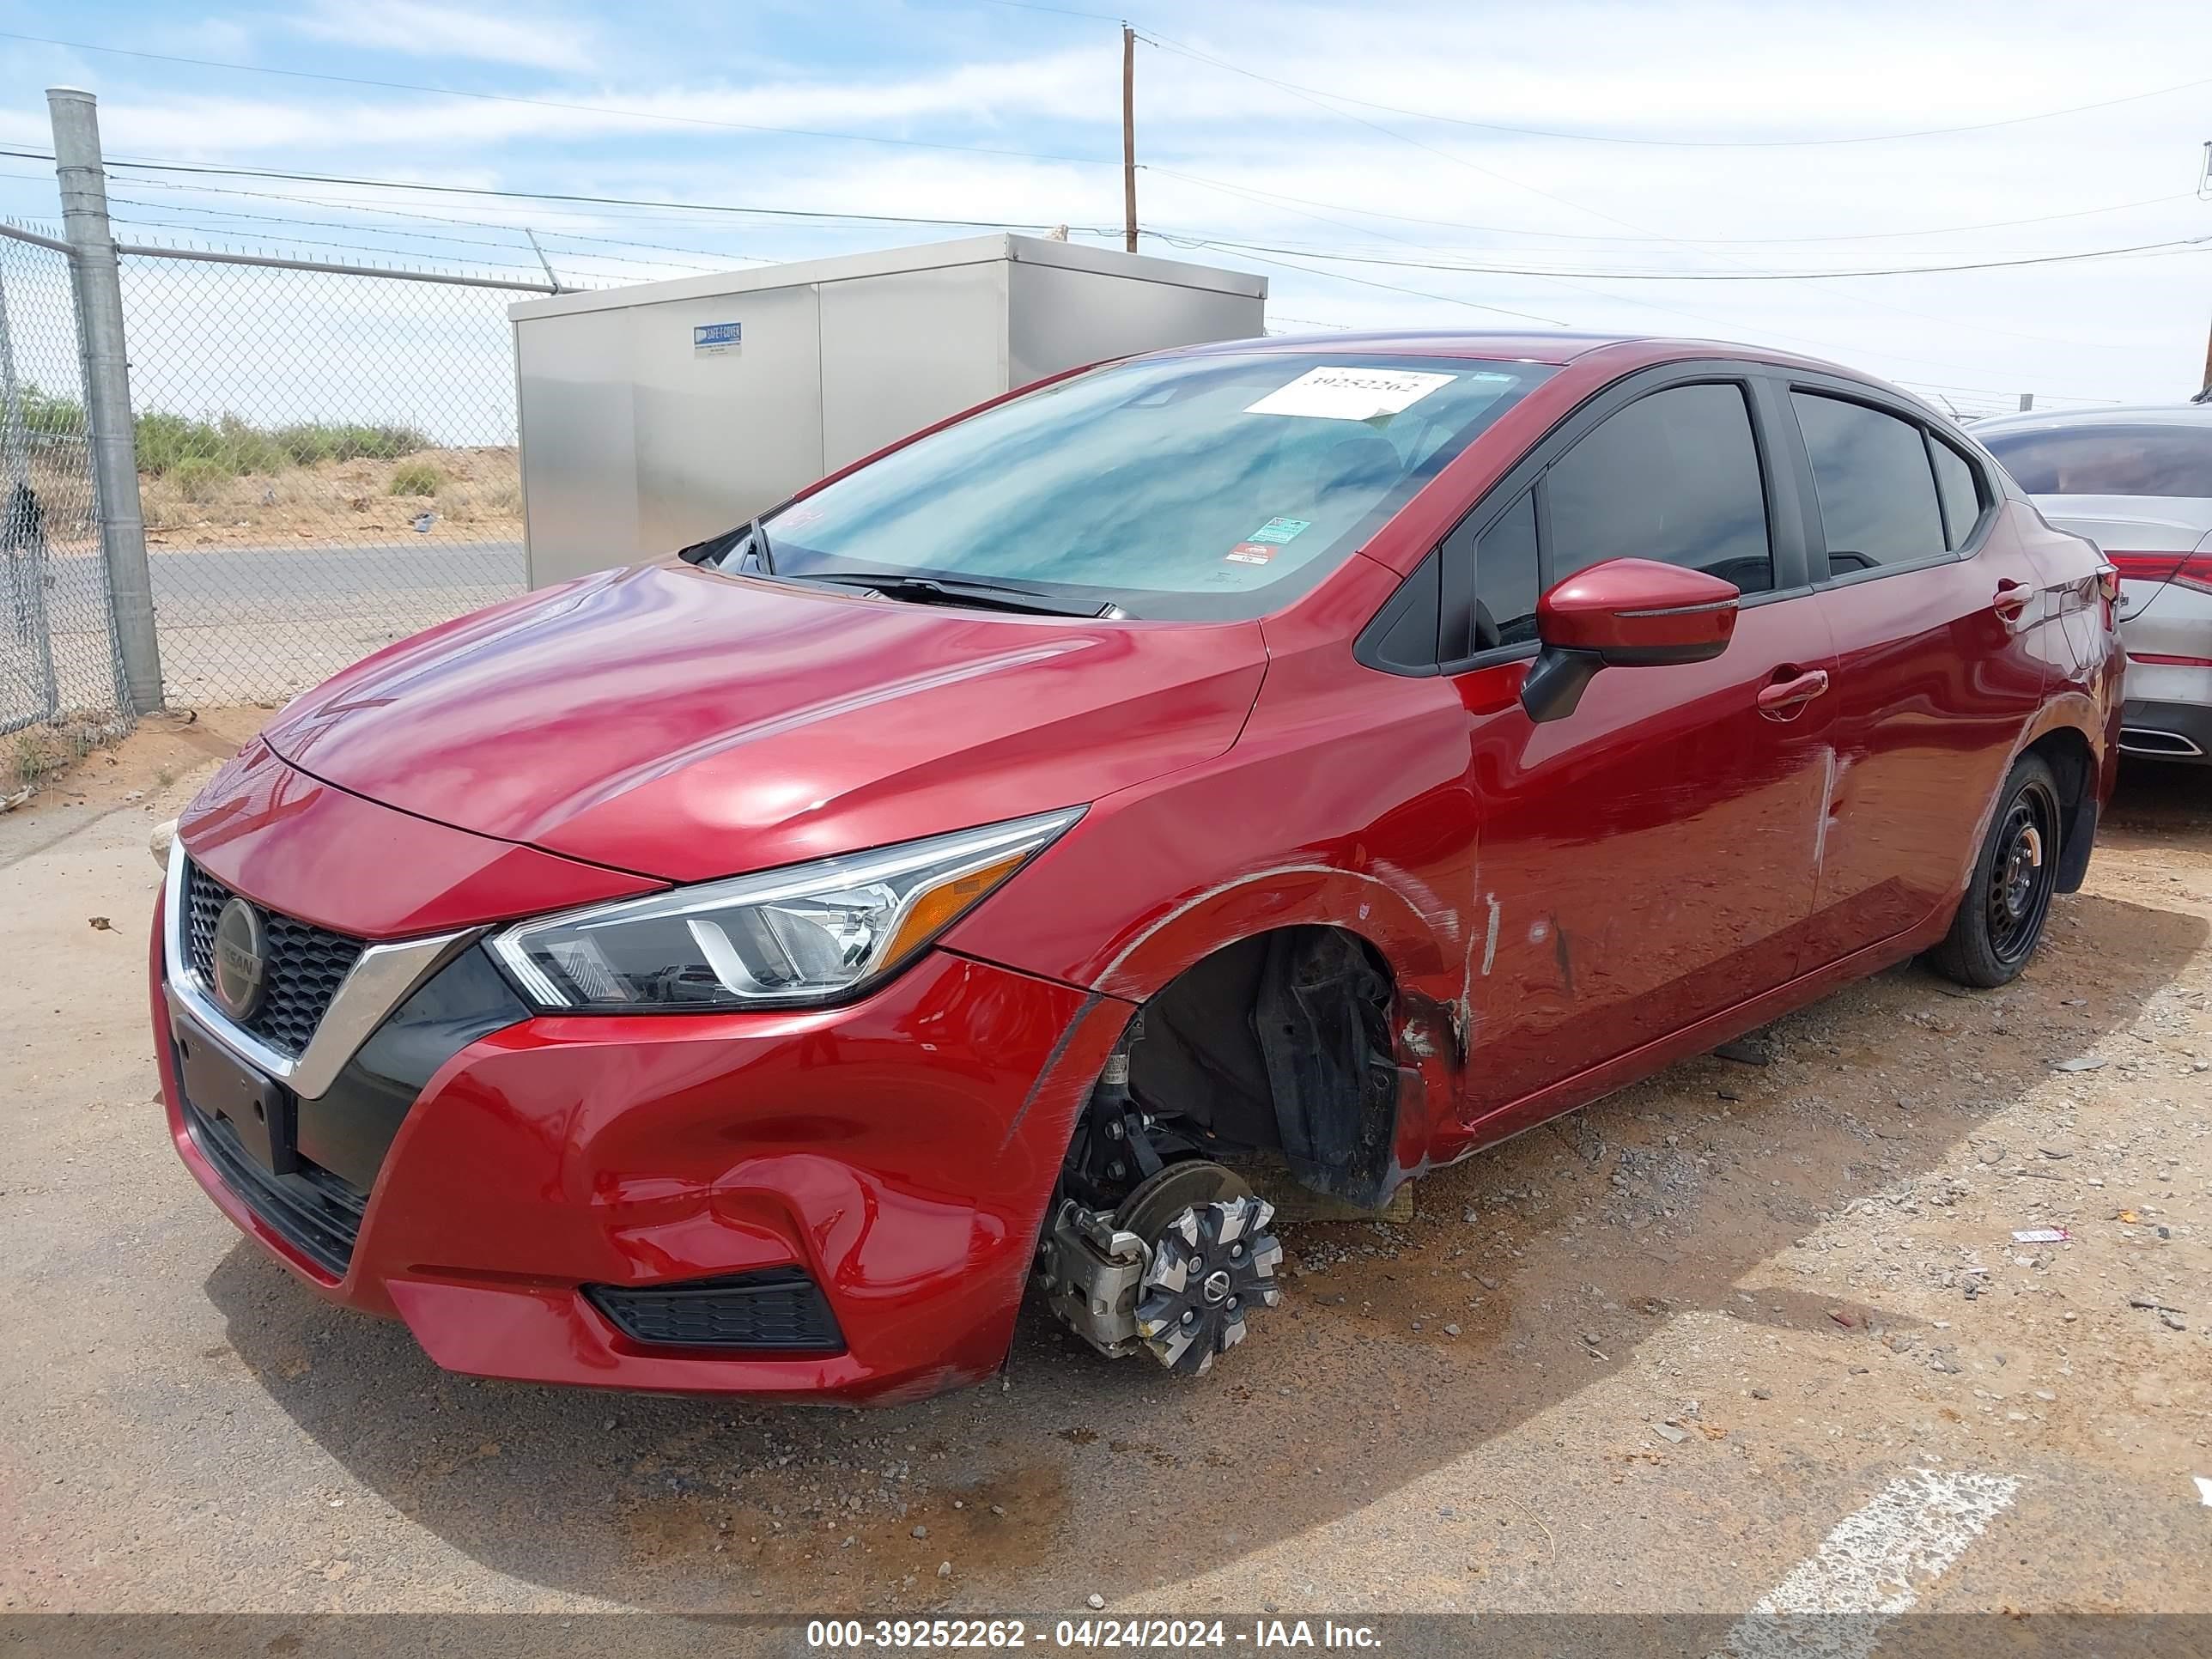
1164 328 1869 376
1972 403 2212 435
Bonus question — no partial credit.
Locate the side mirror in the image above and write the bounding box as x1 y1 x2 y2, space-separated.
1521 557 1740 724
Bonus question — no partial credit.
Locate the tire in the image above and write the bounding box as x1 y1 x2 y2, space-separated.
1925 754 2063 989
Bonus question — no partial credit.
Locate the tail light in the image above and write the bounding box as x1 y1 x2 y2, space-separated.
2095 563 2120 603
2106 550 2212 594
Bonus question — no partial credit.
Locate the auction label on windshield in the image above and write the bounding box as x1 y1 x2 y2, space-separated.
1244 365 1453 422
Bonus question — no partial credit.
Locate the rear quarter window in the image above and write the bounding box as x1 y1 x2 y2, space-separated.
1980 425 2212 497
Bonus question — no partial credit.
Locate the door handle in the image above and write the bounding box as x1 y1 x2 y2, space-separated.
1757 668 1830 719
1991 580 2032 619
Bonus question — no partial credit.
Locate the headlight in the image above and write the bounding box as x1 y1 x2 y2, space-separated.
488 808 1082 1012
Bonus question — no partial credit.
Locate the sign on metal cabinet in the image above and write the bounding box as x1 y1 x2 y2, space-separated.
693 321 743 358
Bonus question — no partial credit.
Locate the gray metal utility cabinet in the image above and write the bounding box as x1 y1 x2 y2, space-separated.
510 234 1267 587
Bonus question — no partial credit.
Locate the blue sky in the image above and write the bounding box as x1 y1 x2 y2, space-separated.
0 0 2208 411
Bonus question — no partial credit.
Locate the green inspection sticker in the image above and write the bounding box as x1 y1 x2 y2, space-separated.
1249 517 1312 545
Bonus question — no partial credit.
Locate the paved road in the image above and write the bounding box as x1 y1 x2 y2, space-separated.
142 541 526 623
28 539 529 705
3 753 2209 1644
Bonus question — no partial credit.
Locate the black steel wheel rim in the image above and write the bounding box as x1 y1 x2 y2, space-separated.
1986 780 2057 965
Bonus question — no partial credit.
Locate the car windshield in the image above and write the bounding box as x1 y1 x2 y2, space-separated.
722 350 1553 619
1980 423 2212 498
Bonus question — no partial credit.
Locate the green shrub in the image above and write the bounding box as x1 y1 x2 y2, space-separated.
386 459 443 497
167 457 228 504
133 410 218 477
15 383 83 437
271 422 430 465
131 408 440 478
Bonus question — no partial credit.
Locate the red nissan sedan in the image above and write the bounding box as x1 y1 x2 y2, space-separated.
153 332 2119 1401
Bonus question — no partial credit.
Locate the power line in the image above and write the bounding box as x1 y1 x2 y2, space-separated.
1159 230 2212 281
105 191 772 271
1146 165 2201 248
1136 32 2212 149
974 0 1129 19
1136 154 2069 379
1224 244 1577 328
1130 26 2195 358
0 29 1117 168
1139 168 2148 382
0 148 1121 235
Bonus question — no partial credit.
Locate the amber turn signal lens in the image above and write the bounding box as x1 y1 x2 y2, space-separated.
875 849 1035 972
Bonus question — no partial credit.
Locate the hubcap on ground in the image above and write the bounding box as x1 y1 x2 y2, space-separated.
1119 1173 1282 1376
1134 1194 1282 1375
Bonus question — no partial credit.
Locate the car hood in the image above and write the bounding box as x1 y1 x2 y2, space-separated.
260 561 1268 884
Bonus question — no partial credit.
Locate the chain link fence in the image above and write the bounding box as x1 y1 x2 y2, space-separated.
0 226 119 740
115 255 534 707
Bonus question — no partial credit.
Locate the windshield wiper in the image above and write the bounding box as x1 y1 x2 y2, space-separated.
792 571 1112 618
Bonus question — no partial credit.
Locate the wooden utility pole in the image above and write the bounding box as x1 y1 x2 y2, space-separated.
1121 25 1138 253
2199 143 2211 393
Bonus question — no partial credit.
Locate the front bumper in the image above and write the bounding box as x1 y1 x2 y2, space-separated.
152 893 1130 1403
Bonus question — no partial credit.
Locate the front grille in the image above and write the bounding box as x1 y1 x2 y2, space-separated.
586 1268 846 1352
184 860 365 1058
181 1099 366 1279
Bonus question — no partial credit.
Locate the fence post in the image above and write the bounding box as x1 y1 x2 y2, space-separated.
48 86 161 715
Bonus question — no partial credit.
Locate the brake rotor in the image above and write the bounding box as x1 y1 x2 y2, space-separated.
1116 1163 1283 1376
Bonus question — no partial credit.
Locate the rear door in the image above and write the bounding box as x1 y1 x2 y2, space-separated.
1427 367 1840 1119
1786 380 2053 965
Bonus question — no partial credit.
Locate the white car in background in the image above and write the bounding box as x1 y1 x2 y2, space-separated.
1974 404 2212 763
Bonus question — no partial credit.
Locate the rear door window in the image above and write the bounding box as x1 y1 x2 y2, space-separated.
1544 382 1773 592
1792 392 1948 576
1978 425 2212 497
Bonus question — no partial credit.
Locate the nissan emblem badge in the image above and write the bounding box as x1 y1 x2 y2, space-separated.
211 896 268 1022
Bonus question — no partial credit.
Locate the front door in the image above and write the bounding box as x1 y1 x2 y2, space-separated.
1443 373 1839 1121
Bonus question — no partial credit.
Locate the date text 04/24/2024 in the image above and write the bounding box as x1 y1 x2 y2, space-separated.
805 1619 1383 1650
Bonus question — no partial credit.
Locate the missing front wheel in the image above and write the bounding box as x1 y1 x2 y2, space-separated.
1036 1157 1284 1374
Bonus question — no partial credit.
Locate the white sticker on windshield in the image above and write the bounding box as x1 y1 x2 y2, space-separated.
1244 366 1455 422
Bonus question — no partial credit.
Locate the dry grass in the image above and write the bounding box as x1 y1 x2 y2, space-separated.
140 446 522 548
5 712 131 805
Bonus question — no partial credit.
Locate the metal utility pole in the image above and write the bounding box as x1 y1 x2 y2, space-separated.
1121 25 1138 254
48 87 161 714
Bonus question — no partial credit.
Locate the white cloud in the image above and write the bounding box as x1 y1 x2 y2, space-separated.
7 0 2208 405
292 1 604 75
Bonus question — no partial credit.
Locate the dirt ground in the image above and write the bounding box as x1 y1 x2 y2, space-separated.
4 706 268 811
2 727 2207 1639
139 447 521 549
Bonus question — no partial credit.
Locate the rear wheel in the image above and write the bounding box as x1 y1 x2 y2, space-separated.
1926 754 2062 988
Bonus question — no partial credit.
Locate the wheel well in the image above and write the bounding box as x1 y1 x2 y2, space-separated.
2021 726 2097 892
1125 925 1404 1208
